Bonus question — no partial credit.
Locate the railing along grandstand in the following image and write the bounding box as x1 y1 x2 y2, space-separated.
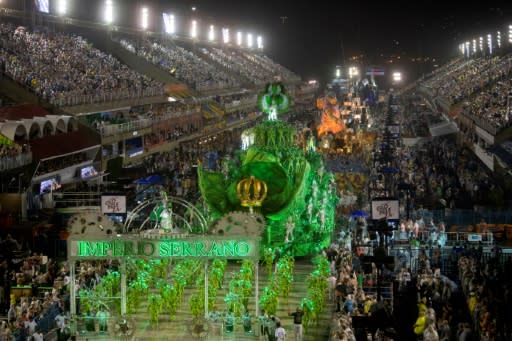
223 95 258 110
48 87 165 108
460 112 498 136
98 109 199 137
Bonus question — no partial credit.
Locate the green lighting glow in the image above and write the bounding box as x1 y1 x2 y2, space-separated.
72 239 255 259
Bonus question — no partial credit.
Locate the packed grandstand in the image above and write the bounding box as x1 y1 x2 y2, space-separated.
0 2 512 341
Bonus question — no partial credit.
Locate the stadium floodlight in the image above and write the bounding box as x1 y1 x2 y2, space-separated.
57 0 67 15
163 13 175 34
141 7 149 30
104 0 113 24
392 72 402 82
336 68 341 78
257 35 263 49
191 20 197 38
465 41 470 57
247 33 253 48
487 34 492 54
208 25 215 41
479 37 483 52
459 43 465 56
509 25 512 43
222 28 230 44
497 31 501 48
237 31 243 46
472 39 477 54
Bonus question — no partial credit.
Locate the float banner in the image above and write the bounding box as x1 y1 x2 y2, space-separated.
69 238 258 259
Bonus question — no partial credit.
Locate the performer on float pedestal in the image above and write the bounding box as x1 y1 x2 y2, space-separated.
285 216 295 243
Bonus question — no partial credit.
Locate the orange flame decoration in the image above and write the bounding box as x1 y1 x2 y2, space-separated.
316 96 344 137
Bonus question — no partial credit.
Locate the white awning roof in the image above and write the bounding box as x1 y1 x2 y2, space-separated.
429 122 459 137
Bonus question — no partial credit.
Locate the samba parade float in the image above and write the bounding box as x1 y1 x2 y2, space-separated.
316 94 373 156
315 92 375 215
198 82 338 256
62 83 338 340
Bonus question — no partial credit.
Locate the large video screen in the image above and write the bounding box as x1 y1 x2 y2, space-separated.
40 178 61 194
80 165 98 179
36 0 50 13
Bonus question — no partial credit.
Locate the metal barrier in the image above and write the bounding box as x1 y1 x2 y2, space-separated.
99 119 152 137
414 208 512 226
443 231 494 245
99 110 199 137
53 192 101 207
390 244 512 277
413 231 494 246
224 96 258 110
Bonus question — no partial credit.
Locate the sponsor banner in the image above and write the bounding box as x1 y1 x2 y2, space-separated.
101 195 127 214
371 199 399 220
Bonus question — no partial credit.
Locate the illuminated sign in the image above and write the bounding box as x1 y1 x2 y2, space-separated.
69 238 258 259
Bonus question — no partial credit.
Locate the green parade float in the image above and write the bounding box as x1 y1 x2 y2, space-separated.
198 82 338 256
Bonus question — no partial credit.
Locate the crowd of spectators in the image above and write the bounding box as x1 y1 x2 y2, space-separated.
0 143 31 171
421 55 509 103
0 23 163 107
326 216 511 341
119 36 300 91
139 147 199 200
420 54 512 132
143 123 200 150
120 38 239 91
459 248 512 340
35 153 88 176
383 98 503 210
91 101 201 136
460 75 512 131
401 137 502 209
0 233 72 341
215 91 258 110
200 47 271 85
324 240 394 341
239 51 301 82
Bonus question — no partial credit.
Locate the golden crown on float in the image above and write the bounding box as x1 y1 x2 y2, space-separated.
236 176 268 209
